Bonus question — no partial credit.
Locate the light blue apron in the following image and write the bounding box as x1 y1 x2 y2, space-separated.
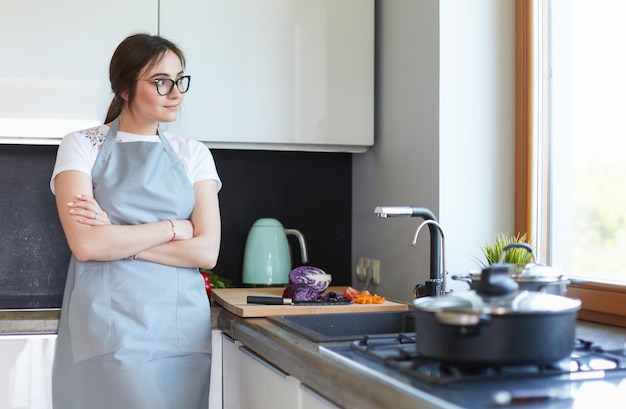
52 119 212 409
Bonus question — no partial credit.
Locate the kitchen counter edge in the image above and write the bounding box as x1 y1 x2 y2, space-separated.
0 303 222 334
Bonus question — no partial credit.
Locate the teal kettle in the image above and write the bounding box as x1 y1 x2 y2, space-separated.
242 218 308 286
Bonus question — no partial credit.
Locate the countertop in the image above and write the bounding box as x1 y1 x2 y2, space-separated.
217 309 626 409
0 304 222 334
0 309 61 334
4 303 626 409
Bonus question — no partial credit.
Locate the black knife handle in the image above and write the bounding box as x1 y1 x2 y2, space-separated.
246 296 292 305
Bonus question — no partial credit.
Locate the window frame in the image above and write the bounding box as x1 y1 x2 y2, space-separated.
515 0 626 328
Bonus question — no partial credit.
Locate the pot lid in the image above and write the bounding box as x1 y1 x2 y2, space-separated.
468 263 568 283
514 264 569 282
413 290 581 315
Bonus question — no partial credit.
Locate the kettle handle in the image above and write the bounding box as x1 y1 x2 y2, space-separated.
284 229 308 264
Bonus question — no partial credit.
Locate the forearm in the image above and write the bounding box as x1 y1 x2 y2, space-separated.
136 234 220 269
71 219 183 262
55 171 184 261
139 181 222 269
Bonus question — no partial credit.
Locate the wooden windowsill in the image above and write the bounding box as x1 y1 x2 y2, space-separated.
567 280 626 328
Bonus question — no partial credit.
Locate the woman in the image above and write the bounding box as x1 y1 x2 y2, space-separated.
50 34 221 409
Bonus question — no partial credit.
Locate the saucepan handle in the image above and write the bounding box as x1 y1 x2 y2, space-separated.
451 274 473 285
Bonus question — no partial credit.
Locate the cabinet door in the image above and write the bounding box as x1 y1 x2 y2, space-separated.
160 0 374 151
238 346 301 409
0 0 157 142
300 384 340 409
0 334 56 409
209 329 223 409
221 333 301 409
221 335 242 409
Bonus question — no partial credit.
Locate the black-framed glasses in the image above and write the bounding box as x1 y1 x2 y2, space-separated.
139 75 191 96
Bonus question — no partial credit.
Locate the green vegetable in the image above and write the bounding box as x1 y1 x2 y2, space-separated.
199 269 233 289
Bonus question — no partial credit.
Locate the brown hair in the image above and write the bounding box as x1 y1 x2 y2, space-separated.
104 33 186 123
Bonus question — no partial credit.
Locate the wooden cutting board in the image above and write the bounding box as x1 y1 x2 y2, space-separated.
211 286 409 317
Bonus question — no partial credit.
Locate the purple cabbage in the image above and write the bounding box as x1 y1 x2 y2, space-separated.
282 283 322 302
288 266 332 292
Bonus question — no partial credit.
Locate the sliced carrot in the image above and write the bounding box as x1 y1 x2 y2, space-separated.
353 293 386 304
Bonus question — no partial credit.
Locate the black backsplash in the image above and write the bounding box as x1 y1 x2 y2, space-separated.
213 149 352 286
0 144 352 309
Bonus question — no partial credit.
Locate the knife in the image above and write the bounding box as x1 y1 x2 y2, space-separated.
247 296 293 305
246 296 351 306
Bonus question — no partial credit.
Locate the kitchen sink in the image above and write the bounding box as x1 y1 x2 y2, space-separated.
268 311 415 342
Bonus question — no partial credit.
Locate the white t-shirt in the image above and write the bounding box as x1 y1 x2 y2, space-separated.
50 125 222 194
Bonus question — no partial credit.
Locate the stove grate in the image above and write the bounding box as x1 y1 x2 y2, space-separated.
350 335 626 385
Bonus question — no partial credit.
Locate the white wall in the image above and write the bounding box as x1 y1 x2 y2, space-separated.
352 0 516 302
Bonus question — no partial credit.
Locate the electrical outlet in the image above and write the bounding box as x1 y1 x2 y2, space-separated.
371 259 381 284
356 257 367 281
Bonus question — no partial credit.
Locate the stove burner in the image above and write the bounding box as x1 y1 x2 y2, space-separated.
350 334 626 385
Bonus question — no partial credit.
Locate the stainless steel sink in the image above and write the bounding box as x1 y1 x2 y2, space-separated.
268 310 415 342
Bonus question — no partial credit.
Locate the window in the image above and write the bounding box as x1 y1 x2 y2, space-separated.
516 0 626 327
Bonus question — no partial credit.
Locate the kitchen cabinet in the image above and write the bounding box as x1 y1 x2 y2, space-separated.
300 384 341 409
160 0 374 152
0 334 56 409
0 0 157 144
222 333 301 409
1 0 374 152
221 332 341 409
0 331 219 409
209 329 223 408
221 335 240 409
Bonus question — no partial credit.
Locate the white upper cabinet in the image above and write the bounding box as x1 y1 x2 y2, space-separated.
156 0 373 152
0 0 157 144
1 0 373 152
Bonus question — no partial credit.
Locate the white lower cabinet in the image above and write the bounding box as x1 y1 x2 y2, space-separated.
0 331 222 409
300 384 340 409
0 334 56 409
221 333 340 409
222 334 301 409
210 329 223 408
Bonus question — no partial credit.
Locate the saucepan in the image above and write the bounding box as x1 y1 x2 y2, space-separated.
413 264 581 365
452 243 570 296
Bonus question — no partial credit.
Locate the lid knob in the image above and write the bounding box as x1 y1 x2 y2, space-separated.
475 265 519 296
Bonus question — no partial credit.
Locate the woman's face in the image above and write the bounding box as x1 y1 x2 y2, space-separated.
130 50 186 126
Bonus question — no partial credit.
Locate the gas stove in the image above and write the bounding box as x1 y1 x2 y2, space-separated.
320 333 626 408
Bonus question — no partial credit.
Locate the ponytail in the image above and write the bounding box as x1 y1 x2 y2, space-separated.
104 95 124 124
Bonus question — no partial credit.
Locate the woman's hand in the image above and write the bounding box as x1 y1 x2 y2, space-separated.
67 194 111 226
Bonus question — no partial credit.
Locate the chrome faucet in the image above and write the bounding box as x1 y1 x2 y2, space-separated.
374 206 444 297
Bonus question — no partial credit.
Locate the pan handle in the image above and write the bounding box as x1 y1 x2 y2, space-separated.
451 274 473 286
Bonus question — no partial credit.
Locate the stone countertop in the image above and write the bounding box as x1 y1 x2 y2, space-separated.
0 309 61 334
0 302 222 335
217 309 626 409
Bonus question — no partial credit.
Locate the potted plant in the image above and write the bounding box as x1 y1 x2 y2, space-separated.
480 233 534 268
